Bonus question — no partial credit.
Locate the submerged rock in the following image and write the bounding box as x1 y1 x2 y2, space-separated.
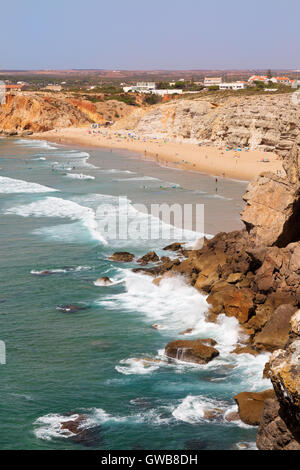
109 252 135 262
165 338 219 364
56 304 86 313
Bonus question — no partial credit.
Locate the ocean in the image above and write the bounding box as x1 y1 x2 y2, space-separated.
0 137 271 450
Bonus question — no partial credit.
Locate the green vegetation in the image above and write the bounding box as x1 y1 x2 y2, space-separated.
145 94 162 105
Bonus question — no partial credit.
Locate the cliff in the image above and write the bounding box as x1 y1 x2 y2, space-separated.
122 93 300 158
0 92 135 135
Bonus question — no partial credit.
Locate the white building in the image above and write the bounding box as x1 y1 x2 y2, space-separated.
152 89 183 96
219 82 247 90
123 82 156 93
204 77 222 87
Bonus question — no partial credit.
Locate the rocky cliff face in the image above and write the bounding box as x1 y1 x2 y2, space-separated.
126 94 300 158
257 310 300 450
0 92 92 134
241 135 300 247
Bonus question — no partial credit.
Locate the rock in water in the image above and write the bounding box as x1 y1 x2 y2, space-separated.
163 242 184 252
60 415 102 447
109 252 135 262
137 251 159 265
93 276 113 286
56 304 86 313
165 338 219 364
234 390 275 426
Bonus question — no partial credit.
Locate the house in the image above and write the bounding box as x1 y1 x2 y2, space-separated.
204 77 222 87
271 76 292 85
219 82 247 90
248 75 269 83
152 89 183 96
123 82 156 93
4 84 24 91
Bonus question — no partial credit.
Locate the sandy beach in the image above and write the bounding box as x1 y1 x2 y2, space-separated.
33 126 284 181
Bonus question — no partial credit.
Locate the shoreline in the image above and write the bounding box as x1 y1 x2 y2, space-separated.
31 126 284 182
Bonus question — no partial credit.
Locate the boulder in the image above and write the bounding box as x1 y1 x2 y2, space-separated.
234 389 275 426
224 411 240 422
163 242 184 252
165 338 219 364
109 252 135 262
253 304 297 352
93 276 113 286
60 414 102 447
137 251 159 265
207 286 254 324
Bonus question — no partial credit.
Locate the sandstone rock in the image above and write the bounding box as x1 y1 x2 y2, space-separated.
234 390 275 426
163 242 184 252
61 415 102 447
109 252 135 262
257 398 300 450
93 276 113 286
0 92 91 134
137 251 159 265
224 411 240 422
165 338 219 364
241 173 300 248
179 328 194 335
232 345 259 356
227 272 243 284
207 286 254 324
253 304 297 352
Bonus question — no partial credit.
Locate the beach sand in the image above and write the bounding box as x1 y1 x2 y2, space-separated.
33 126 284 181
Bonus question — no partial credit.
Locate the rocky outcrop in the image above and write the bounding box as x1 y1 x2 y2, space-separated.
234 390 275 426
257 310 300 449
0 92 91 134
241 135 300 248
109 252 135 262
165 338 219 364
60 414 102 447
137 251 159 265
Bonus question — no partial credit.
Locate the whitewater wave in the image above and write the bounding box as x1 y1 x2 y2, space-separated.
101 271 270 389
115 357 163 375
15 139 57 149
65 173 95 180
4 196 107 244
0 176 58 194
172 395 228 424
31 266 91 275
114 176 160 182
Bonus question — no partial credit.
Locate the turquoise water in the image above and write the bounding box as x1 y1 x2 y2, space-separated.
0 137 270 450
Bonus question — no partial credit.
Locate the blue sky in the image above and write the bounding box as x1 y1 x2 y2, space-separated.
1 0 299 70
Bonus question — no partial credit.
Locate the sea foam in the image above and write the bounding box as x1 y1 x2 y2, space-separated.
0 176 58 193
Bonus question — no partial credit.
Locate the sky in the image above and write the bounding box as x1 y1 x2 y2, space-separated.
0 0 299 70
